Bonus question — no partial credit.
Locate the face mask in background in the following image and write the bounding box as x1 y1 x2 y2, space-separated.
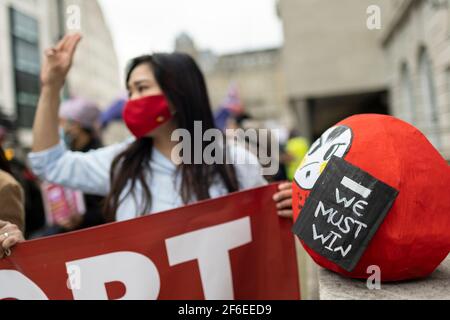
59 127 75 148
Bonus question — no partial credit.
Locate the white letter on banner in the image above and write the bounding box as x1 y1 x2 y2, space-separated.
66 251 160 300
0 270 48 300
165 217 252 300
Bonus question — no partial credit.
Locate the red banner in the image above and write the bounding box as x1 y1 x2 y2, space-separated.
0 184 299 300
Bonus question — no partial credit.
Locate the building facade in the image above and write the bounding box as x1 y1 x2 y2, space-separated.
381 0 450 160
0 0 121 147
278 0 391 141
175 33 294 129
278 0 449 160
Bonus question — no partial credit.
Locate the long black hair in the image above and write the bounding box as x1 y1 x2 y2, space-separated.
103 53 239 221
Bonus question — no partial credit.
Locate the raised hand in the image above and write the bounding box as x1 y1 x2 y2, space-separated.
40 33 82 90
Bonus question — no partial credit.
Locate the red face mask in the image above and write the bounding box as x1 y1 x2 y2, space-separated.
123 94 173 138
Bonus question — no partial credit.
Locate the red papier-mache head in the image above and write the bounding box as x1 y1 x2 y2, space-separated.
292 114 450 281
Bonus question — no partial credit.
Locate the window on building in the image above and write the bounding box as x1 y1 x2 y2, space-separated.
400 62 416 124
10 8 40 128
419 47 441 148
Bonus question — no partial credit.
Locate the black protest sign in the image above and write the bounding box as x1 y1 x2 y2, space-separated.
292 156 399 272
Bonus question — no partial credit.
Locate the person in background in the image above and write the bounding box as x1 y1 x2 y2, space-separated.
8 158 46 238
59 97 102 152
0 146 25 258
225 113 256 153
0 119 46 238
31 98 105 238
284 130 309 181
1 33 293 253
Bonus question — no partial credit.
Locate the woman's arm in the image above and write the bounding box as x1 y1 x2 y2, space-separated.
29 32 120 195
32 33 81 152
28 139 132 196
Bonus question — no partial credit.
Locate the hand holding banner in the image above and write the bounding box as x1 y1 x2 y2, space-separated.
0 184 299 300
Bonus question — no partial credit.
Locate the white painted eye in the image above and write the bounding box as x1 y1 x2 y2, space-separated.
294 126 353 190
294 161 322 190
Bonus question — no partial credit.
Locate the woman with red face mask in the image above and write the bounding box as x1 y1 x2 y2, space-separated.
0 33 293 253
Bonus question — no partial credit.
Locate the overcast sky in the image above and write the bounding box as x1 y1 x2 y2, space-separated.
97 0 284 72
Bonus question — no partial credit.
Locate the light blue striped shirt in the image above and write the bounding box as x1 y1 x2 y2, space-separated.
28 139 267 221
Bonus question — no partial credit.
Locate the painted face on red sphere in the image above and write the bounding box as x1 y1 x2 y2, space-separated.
293 126 353 220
